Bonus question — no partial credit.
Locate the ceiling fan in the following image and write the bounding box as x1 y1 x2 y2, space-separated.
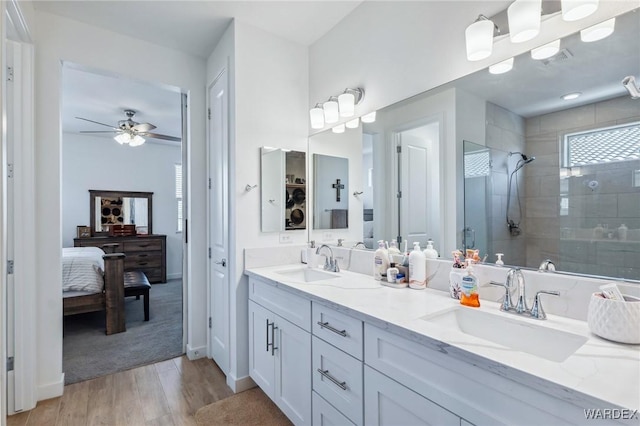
76 109 181 146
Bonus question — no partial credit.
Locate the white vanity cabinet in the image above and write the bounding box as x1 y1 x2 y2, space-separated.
248 278 311 425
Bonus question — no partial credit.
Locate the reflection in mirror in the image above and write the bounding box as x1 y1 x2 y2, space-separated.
260 147 306 232
90 190 153 235
463 141 490 258
313 154 348 229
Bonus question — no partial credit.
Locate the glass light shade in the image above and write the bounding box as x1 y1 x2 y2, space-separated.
361 111 376 123
489 57 514 74
129 135 145 147
580 18 615 42
332 124 345 134
114 133 131 144
338 92 356 117
309 106 325 129
323 99 339 123
346 118 359 129
562 92 581 100
531 39 560 60
508 0 541 43
561 0 598 21
465 19 494 61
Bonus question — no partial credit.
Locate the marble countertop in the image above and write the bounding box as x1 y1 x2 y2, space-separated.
245 264 640 411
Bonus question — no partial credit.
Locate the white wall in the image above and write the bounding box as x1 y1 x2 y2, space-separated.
207 20 308 389
33 10 206 400
62 133 183 278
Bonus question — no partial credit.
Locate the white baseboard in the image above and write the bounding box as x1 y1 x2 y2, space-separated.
37 373 64 401
226 373 256 393
167 273 182 280
186 344 206 360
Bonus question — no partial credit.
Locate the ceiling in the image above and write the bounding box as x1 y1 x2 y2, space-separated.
42 0 364 144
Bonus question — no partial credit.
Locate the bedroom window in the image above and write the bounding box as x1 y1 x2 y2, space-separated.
175 163 183 233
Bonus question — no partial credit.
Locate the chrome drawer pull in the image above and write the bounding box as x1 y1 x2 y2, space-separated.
317 321 347 337
317 369 347 390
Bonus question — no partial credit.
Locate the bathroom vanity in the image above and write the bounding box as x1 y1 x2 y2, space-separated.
245 264 639 426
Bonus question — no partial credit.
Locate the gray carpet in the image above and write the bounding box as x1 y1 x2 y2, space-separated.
63 278 184 384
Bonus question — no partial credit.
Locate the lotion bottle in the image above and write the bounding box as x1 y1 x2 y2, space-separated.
618 224 628 241
423 239 438 259
408 242 426 289
373 240 389 281
460 259 480 307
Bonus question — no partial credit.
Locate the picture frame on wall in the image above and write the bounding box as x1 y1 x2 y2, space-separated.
76 225 91 238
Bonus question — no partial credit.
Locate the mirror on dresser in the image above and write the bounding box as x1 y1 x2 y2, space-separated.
90 189 153 236
260 147 307 232
307 9 640 283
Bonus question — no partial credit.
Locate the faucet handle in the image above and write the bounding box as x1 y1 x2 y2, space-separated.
337 238 344 247
530 290 560 320
489 281 514 312
332 258 340 273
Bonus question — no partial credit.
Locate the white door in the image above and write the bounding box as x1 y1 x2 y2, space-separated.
248 301 275 397
399 132 430 246
208 71 229 374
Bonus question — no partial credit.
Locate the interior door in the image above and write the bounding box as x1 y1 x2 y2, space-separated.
399 132 430 247
208 70 229 374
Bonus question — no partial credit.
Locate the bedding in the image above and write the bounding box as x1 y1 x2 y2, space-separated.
62 247 105 294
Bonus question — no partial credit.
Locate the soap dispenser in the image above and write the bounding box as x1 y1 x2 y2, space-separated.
423 239 438 259
408 242 426 289
373 240 389 281
495 253 504 266
460 259 480 308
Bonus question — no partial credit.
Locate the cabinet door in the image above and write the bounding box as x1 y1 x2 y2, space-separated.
364 366 459 426
313 391 356 426
249 301 275 398
275 316 311 425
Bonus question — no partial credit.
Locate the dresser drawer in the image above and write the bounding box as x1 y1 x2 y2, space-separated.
124 253 162 269
77 240 124 253
313 391 355 426
313 302 363 360
313 336 363 425
124 239 163 252
249 277 311 331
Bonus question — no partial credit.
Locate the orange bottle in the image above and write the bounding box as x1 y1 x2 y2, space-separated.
460 259 480 308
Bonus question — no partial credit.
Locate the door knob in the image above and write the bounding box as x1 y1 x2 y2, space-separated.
215 258 227 267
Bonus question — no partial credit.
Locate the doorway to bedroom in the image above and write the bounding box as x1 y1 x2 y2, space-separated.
60 62 186 384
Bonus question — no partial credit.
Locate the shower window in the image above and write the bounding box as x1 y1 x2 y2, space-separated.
562 122 640 168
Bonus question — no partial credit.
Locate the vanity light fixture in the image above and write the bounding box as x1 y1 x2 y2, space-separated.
508 0 541 43
338 88 364 117
562 92 582 100
531 39 560 60
465 15 497 61
580 18 615 42
489 57 514 74
323 97 340 124
309 103 325 129
346 117 360 129
332 124 345 134
561 0 599 21
361 111 376 123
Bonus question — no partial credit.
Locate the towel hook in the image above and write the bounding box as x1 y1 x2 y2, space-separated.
245 184 258 192
353 191 364 196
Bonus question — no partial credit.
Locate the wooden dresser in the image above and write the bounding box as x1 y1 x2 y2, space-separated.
74 235 167 283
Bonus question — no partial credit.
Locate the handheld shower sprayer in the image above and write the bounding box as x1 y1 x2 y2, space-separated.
506 152 536 235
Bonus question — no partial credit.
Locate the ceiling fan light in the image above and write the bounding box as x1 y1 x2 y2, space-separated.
129 135 145 147
580 18 615 42
310 104 325 129
361 111 376 123
114 133 131 144
489 57 514 74
332 124 345 134
323 99 339 124
531 39 561 60
465 18 495 61
508 0 541 43
561 0 598 21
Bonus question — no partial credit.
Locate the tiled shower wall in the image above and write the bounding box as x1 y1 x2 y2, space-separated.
524 95 640 278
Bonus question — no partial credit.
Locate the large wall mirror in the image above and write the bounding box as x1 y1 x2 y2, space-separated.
313 154 349 230
89 190 153 236
307 9 639 284
260 147 306 232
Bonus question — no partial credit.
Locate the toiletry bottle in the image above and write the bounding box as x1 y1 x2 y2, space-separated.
593 224 604 239
423 239 438 259
618 224 628 241
386 264 399 284
388 239 401 255
373 240 389 281
307 241 317 269
495 253 504 266
460 259 480 308
409 242 426 289
449 251 463 299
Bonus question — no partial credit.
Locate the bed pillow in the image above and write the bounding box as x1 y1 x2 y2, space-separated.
363 221 374 238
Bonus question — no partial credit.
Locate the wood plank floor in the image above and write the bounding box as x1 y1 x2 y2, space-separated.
7 356 234 426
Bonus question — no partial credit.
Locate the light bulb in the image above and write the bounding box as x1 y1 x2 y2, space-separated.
489 57 514 74
508 0 541 43
465 18 495 61
129 135 145 147
332 124 345 134
323 99 339 123
114 133 131 144
309 105 325 129
361 111 376 123
580 18 615 42
561 0 598 21
338 92 355 117
531 39 560 60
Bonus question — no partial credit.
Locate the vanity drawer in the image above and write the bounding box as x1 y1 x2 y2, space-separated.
312 302 363 360
124 239 163 252
125 253 162 269
313 336 363 425
249 277 311 331
313 391 356 426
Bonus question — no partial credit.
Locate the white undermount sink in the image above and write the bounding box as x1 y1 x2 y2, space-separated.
421 307 588 362
275 267 340 283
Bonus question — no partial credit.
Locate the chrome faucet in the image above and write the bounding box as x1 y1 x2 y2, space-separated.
352 241 367 249
316 244 340 272
489 268 559 320
538 259 556 272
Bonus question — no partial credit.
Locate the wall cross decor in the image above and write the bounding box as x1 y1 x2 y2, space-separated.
332 179 345 202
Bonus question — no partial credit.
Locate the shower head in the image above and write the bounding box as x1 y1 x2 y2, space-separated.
622 76 640 100
523 156 535 164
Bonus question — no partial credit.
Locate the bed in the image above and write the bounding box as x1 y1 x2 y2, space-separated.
363 208 374 249
62 247 126 335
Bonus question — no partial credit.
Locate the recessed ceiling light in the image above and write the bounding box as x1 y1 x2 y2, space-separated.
562 92 582 100
489 57 514 74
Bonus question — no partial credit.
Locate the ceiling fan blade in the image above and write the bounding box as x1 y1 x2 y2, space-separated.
132 122 156 132
75 117 119 130
140 132 182 142
79 131 119 134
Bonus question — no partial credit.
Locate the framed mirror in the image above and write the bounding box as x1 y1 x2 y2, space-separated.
313 154 349 230
89 190 153 236
260 147 306 232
